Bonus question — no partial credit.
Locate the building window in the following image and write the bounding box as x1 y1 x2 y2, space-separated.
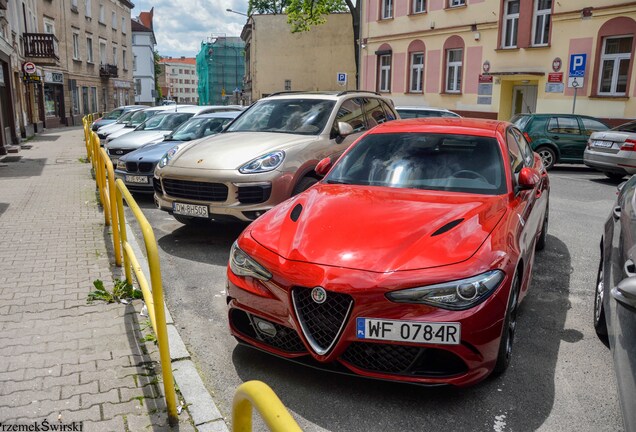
284 79 291 90
86 36 93 62
43 18 55 35
448 0 465 7
133 55 137 71
72 32 80 60
122 49 127 70
378 54 391 92
99 40 106 64
121 17 126 33
72 86 79 115
111 12 117 29
598 36 633 96
90 87 98 112
413 0 426 14
112 46 118 65
99 4 104 24
410 52 424 92
135 79 141 96
85 0 91 18
381 0 393 19
532 0 551 46
502 0 520 48
445 48 463 93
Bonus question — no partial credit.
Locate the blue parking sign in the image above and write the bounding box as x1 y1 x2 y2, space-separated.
337 72 347 85
569 54 587 77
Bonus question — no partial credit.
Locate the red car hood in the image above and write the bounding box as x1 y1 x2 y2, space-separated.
250 184 507 272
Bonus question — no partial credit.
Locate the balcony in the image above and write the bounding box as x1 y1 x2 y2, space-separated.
23 33 59 64
99 64 118 78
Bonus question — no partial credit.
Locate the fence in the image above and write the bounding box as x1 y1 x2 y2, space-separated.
82 116 178 426
82 116 301 431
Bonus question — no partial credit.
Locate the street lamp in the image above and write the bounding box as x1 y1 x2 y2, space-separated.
226 8 248 16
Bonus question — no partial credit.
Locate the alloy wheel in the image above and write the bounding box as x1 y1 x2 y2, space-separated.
505 282 519 360
595 259 605 325
539 149 554 168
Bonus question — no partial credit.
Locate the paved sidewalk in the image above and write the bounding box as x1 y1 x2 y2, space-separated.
0 127 195 431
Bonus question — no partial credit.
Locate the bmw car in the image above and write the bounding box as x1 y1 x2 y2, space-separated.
226 118 550 387
114 111 240 193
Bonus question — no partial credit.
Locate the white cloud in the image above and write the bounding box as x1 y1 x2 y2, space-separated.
133 0 248 57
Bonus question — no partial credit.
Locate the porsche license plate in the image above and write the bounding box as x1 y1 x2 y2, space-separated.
125 175 149 184
356 318 460 345
173 202 209 218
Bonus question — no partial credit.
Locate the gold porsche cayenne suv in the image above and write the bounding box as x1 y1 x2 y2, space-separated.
153 91 399 224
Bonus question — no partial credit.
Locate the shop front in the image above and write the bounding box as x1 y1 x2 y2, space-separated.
0 52 17 154
43 70 66 128
113 80 132 108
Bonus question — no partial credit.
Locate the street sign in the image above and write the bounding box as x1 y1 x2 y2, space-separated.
569 53 587 77
548 72 563 83
568 77 584 88
22 62 36 74
337 72 347 86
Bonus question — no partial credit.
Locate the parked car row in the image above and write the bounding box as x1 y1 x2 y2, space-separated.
92 97 632 427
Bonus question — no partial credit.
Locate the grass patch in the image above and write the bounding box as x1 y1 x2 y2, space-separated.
87 278 143 304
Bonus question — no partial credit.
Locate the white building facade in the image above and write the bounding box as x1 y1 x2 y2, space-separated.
132 11 156 105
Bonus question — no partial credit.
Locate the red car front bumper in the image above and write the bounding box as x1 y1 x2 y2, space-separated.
226 238 514 387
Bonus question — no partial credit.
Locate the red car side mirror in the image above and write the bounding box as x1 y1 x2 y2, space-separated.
315 157 332 177
518 167 540 189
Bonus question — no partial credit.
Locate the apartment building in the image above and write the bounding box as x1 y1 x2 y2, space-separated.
30 0 134 127
158 57 198 104
360 0 636 124
241 14 356 104
132 8 156 105
0 0 40 152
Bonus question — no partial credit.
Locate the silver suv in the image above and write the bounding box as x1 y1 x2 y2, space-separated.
154 91 398 224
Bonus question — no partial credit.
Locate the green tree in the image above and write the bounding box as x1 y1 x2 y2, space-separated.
247 0 359 84
154 51 163 102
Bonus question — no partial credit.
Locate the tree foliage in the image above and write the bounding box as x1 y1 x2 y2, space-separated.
153 51 163 101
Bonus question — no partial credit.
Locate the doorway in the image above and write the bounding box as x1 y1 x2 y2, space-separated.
512 85 538 115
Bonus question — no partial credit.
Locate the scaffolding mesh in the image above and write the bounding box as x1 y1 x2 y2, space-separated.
196 35 245 105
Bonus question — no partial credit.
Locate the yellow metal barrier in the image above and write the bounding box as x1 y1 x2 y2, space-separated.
232 381 302 432
97 145 122 266
115 178 178 426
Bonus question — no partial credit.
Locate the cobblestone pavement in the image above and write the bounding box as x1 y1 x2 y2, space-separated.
0 127 195 431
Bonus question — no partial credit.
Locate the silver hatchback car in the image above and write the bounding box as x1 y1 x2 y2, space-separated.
584 121 636 180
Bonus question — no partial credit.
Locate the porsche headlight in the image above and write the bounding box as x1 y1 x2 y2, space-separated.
386 270 505 310
229 242 272 281
239 151 285 174
116 159 127 170
158 145 183 169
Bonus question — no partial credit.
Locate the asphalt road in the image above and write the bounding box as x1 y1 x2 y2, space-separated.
133 165 624 432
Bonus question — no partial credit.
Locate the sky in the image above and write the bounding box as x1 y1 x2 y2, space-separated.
132 0 249 58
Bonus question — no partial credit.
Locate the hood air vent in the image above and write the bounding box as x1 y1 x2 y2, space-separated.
431 218 464 237
290 204 303 222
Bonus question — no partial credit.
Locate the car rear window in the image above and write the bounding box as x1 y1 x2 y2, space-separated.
326 132 506 195
510 114 530 130
613 121 636 133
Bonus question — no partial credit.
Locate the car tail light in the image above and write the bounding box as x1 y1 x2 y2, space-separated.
523 132 532 143
620 139 636 151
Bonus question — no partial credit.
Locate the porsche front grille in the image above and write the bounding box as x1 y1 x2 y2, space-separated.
292 287 353 355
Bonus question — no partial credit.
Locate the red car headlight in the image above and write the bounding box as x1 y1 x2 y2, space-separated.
229 242 272 281
386 270 505 310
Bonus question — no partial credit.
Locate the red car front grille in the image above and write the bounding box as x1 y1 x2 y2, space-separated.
292 287 353 355
341 342 468 377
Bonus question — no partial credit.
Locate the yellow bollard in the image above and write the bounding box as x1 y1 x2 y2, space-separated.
232 381 302 432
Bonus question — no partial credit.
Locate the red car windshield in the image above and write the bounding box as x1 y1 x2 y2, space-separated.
326 132 507 195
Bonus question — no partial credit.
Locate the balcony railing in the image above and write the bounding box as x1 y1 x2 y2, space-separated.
99 64 118 78
23 33 59 60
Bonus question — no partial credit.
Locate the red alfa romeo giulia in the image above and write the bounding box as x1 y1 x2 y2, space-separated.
226 118 550 387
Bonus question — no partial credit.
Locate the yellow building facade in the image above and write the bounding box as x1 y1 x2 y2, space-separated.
360 0 636 124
